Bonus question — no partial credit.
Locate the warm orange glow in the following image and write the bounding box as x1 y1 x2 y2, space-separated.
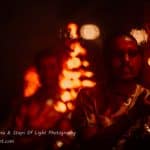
67 23 78 39
82 61 90 67
59 78 81 89
130 28 148 45
80 24 100 40
60 79 73 89
63 70 81 79
70 42 86 57
71 79 81 88
60 89 77 102
24 67 41 97
82 80 96 88
147 57 150 66
67 102 75 111
54 101 67 113
67 57 81 69
70 89 78 99
61 91 72 102
83 71 94 78
59 22 96 102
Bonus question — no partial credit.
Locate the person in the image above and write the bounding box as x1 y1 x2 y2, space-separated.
12 49 73 150
71 32 150 150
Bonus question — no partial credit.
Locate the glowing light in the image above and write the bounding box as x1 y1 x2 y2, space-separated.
80 24 100 40
82 80 96 88
60 79 73 89
56 140 64 148
83 71 94 78
67 57 81 69
54 101 67 113
130 28 148 45
61 91 72 102
63 70 81 79
24 67 41 97
67 23 78 39
59 22 96 102
70 89 78 99
67 102 75 111
82 61 89 67
147 57 150 66
70 42 86 57
71 79 81 88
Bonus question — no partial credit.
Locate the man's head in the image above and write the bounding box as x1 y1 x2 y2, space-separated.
35 49 61 87
108 34 143 81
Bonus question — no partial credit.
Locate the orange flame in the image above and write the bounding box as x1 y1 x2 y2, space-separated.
59 22 96 105
59 79 73 89
67 102 75 111
67 23 78 39
61 90 78 102
54 101 67 113
130 29 148 45
63 69 81 79
66 57 81 69
82 80 96 88
60 78 81 89
83 71 94 78
82 61 90 67
70 42 86 57
24 67 41 97
61 91 72 102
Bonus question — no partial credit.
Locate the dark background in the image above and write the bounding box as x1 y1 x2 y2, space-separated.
0 0 149 121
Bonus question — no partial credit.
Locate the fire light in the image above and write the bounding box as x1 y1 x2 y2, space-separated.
70 42 86 57
63 70 81 79
61 91 72 102
80 24 100 40
130 28 148 45
82 61 90 67
54 101 67 113
60 79 73 89
59 22 96 105
82 80 96 88
83 71 94 78
67 57 81 69
67 102 75 111
24 67 41 97
67 23 78 39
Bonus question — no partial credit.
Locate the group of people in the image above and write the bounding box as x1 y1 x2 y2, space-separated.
5 30 150 150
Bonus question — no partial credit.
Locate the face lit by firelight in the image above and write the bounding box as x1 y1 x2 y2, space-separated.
110 35 142 81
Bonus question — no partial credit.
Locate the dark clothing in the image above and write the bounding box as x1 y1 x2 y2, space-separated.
71 84 150 150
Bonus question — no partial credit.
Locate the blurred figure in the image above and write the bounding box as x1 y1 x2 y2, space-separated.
16 49 61 130
13 49 73 150
71 32 150 150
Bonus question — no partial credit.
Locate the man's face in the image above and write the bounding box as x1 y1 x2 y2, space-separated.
110 35 142 81
39 56 59 86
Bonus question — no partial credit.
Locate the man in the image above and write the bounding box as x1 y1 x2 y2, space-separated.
16 49 62 130
71 32 150 150
13 49 73 150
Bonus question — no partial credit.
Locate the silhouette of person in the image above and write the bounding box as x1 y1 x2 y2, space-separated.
71 32 150 150
13 48 73 150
